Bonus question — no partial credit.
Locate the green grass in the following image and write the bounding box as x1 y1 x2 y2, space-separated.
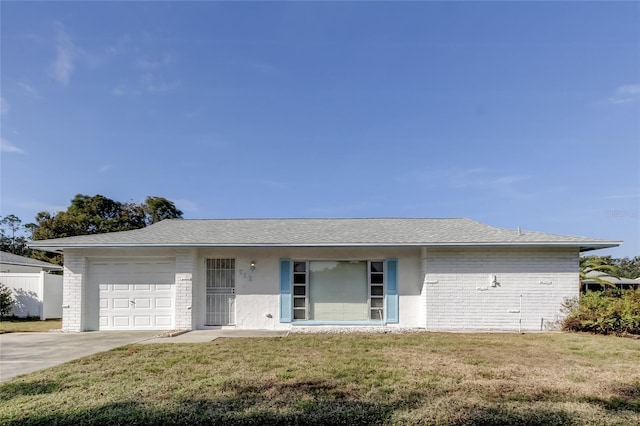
1 332 639 425
0 318 61 334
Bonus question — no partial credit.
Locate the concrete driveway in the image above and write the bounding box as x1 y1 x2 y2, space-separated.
0 331 157 382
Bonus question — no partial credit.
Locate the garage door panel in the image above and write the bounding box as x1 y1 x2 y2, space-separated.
155 316 172 327
113 316 130 327
156 298 172 308
134 316 151 327
133 298 151 309
90 258 175 331
112 298 131 309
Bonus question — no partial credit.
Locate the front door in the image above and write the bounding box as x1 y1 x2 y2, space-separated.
205 258 236 325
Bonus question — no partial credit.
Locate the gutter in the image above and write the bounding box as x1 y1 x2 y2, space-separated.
28 241 621 253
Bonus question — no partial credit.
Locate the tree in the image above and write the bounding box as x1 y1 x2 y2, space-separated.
0 225 8 253
143 196 184 225
1 215 22 240
0 215 29 256
23 223 38 243
0 215 22 254
32 194 182 240
0 196 182 265
611 256 640 279
0 283 14 319
30 194 182 265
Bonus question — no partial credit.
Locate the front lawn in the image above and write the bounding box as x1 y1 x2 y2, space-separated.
1 332 638 425
0 318 61 334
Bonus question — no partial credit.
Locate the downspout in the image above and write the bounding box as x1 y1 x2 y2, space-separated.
519 294 522 334
421 247 428 330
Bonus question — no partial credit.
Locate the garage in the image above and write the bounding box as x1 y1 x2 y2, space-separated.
88 258 175 330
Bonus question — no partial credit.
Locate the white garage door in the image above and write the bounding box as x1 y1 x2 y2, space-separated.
89 258 175 330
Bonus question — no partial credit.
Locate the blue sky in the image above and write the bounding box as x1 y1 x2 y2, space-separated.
1 1 638 258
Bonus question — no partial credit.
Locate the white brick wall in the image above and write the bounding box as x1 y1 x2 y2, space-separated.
174 249 196 330
59 245 580 332
62 250 87 332
422 247 579 331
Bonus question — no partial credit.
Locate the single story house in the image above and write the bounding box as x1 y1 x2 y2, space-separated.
0 251 64 319
29 218 620 332
582 271 640 292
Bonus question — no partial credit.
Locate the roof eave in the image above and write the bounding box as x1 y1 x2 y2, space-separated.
29 241 621 252
578 244 622 252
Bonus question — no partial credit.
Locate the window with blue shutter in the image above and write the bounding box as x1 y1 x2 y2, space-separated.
386 259 398 323
279 259 292 323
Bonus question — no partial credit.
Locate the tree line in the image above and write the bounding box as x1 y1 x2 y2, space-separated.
1 194 183 265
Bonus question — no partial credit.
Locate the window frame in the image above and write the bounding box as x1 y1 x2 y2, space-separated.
292 261 308 321
290 259 386 323
368 260 385 321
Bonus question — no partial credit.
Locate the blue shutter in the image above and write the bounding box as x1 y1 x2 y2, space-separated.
279 259 292 323
386 259 399 323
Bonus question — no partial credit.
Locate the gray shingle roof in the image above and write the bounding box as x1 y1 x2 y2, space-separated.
0 251 63 270
28 218 620 252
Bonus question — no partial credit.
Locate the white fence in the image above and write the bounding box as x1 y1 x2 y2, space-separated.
0 272 63 319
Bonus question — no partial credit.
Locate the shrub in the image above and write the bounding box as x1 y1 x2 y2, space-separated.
0 282 15 319
562 289 640 335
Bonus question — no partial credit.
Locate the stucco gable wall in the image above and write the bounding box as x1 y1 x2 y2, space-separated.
422 247 579 331
194 247 423 330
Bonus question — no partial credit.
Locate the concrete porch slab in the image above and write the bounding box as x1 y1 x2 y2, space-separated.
139 329 289 344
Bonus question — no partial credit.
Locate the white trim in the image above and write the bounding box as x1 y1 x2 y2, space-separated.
31 241 622 252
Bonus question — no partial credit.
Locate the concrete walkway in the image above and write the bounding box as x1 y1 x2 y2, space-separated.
140 329 289 344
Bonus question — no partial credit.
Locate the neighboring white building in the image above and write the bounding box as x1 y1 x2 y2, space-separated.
29 218 620 332
0 251 64 319
0 251 63 273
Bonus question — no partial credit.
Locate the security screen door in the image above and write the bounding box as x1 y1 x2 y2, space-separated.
205 259 235 325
